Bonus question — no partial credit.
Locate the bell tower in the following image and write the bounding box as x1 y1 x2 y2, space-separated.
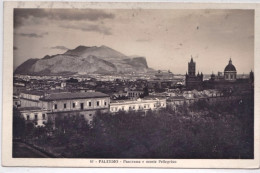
188 56 196 76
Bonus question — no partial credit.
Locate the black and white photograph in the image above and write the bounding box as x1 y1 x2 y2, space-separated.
2 1 259 168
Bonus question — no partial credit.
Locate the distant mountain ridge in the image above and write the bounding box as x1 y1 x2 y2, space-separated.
15 45 151 75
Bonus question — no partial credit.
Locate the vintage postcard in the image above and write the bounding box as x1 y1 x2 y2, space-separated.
2 1 260 168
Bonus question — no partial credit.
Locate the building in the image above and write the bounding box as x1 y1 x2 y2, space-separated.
148 70 177 90
20 90 45 108
110 97 166 113
224 58 237 81
39 92 110 124
185 57 203 90
13 97 21 108
249 70 254 84
18 107 48 127
154 70 174 80
205 59 253 92
127 90 144 99
18 90 110 125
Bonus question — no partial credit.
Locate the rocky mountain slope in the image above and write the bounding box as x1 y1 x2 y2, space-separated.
15 45 150 75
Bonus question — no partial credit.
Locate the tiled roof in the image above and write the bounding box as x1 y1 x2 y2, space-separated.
40 92 109 101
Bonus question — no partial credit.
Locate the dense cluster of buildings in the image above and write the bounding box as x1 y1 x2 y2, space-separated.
15 90 166 126
13 56 254 127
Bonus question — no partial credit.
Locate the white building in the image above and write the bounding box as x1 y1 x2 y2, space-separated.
110 97 166 113
40 92 110 124
20 90 45 108
18 91 110 125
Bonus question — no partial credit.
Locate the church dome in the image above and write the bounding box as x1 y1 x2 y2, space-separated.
224 59 236 72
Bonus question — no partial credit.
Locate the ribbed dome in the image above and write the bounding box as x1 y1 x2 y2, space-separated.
224 59 236 72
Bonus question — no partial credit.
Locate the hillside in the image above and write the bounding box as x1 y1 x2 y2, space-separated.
14 45 150 75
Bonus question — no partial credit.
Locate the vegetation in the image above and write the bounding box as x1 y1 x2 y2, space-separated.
13 95 254 159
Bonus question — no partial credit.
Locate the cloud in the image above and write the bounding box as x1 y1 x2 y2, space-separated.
13 46 18 50
51 46 69 50
14 9 115 28
17 32 48 38
136 38 151 42
60 24 112 35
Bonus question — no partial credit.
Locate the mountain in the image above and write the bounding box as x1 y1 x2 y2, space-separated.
15 45 150 75
15 58 39 75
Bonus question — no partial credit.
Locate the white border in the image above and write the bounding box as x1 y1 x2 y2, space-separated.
2 1 260 169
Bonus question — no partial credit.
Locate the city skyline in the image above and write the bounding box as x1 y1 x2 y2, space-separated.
14 9 254 74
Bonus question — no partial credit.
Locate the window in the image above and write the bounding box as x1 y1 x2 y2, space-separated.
80 103 84 110
115 107 118 111
64 103 66 109
54 104 57 109
133 106 135 109
26 115 30 120
89 102 91 107
104 102 107 106
97 101 100 106
111 108 113 111
42 114 46 120
144 105 146 108
34 114 38 120
89 114 92 117
72 103 75 108
122 106 124 111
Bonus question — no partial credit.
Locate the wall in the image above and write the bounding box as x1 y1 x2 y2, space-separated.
21 111 48 127
46 97 110 112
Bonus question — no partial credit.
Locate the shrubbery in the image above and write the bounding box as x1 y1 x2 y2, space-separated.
13 95 254 159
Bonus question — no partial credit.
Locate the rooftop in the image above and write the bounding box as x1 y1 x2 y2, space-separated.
40 92 109 101
224 59 237 72
21 90 45 96
111 97 165 104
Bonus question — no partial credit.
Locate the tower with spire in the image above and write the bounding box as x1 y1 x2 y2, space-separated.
188 56 196 76
185 56 203 90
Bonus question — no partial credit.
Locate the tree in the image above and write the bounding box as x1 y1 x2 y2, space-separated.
13 107 25 138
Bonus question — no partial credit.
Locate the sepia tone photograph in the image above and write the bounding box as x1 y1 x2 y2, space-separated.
2 1 259 168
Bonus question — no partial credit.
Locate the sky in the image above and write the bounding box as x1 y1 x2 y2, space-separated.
13 9 254 74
